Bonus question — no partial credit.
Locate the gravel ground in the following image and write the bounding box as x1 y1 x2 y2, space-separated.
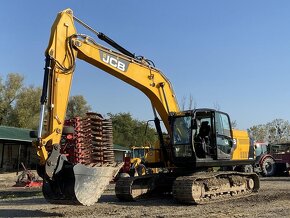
0 177 290 218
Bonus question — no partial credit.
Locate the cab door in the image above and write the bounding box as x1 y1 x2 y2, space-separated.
214 112 234 160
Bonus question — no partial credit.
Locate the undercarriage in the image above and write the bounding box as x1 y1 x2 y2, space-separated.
115 171 260 204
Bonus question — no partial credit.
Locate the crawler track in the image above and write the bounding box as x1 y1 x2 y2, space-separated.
115 174 175 201
115 175 156 201
172 171 260 204
115 171 260 205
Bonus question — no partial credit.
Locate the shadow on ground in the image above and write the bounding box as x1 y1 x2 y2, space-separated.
0 209 63 217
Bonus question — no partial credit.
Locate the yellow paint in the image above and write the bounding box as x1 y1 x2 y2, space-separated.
232 129 250 160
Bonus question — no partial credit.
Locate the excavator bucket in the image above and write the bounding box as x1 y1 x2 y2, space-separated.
40 113 119 205
43 163 122 206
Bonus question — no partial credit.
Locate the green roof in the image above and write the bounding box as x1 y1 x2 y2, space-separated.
113 144 130 151
0 126 35 143
0 127 131 149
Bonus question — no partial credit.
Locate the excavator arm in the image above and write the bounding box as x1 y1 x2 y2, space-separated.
37 9 179 165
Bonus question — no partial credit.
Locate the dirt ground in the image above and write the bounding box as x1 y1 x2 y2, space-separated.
0 176 290 218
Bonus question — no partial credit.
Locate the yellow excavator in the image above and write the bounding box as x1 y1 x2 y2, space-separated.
34 8 259 205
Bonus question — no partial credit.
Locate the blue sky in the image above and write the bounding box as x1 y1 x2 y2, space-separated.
1 1 290 130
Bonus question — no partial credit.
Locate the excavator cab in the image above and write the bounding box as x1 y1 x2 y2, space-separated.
170 109 241 169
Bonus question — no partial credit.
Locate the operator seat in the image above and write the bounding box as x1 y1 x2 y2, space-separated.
195 121 211 158
199 121 210 139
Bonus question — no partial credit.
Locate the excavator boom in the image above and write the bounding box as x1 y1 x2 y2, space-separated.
38 9 179 163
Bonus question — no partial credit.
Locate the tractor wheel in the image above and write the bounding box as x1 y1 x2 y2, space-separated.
261 157 276 176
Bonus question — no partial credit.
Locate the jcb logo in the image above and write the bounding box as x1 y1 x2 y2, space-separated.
100 51 129 72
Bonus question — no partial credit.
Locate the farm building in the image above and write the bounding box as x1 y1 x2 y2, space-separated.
0 126 37 172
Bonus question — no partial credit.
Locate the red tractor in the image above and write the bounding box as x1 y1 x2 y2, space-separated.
255 142 290 176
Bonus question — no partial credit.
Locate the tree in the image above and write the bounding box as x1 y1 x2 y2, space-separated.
0 73 24 125
249 119 290 143
181 94 196 110
7 86 42 129
231 120 238 129
267 119 290 144
249 124 268 142
66 95 91 119
0 74 92 129
108 112 157 148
